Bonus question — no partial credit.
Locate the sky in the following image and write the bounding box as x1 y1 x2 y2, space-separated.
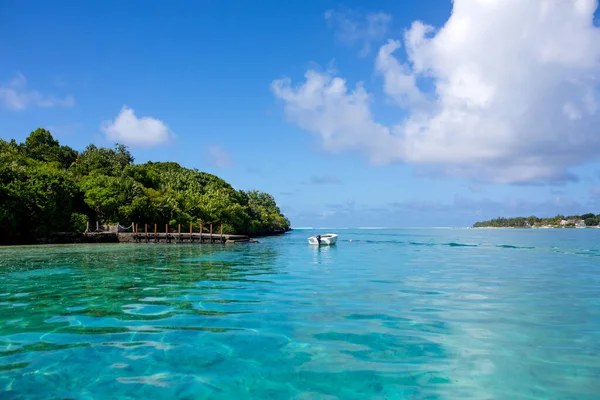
1 0 600 227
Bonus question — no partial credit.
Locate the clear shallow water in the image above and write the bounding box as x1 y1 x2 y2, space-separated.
1 228 599 399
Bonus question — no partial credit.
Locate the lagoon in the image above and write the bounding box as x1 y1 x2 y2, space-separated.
1 228 599 398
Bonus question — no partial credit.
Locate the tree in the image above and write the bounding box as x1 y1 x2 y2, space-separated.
0 161 78 243
1 132 291 243
78 174 144 223
584 217 599 227
23 128 78 169
70 144 134 178
245 190 291 234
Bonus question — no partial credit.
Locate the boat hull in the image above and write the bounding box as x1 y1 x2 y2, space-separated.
308 234 338 245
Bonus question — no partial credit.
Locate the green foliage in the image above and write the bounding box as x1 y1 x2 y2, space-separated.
23 128 78 169
70 213 89 232
473 217 529 228
245 190 291 234
580 213 599 226
474 213 599 228
0 149 79 243
584 216 599 226
70 143 133 178
0 129 290 244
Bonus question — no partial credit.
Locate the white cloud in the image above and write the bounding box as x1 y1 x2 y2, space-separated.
274 0 600 183
271 71 396 164
207 145 232 167
375 40 428 108
0 73 75 110
324 9 392 56
101 106 172 147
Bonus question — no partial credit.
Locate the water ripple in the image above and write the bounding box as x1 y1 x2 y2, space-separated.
0 229 599 399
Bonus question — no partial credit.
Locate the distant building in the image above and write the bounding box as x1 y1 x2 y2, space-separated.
561 219 585 227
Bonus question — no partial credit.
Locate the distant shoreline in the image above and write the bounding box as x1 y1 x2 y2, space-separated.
472 226 600 229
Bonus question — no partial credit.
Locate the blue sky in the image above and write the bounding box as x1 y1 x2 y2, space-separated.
2 0 600 227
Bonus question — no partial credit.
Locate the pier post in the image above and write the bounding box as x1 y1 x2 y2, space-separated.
200 222 203 243
210 224 213 243
220 224 223 243
145 224 148 243
190 223 193 243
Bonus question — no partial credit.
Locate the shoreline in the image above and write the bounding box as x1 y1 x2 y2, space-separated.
0 230 292 247
472 226 600 229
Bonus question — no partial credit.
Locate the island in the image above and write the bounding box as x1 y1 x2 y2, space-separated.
473 214 600 228
0 129 291 245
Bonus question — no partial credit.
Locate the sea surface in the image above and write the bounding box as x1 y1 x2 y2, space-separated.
0 228 599 399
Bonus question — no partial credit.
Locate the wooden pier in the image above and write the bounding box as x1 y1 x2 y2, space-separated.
72 223 255 245
130 232 251 244
129 223 251 244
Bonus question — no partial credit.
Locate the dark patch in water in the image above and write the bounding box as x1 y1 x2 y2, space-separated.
362 240 406 245
0 362 29 371
411 308 441 313
409 242 435 247
409 241 477 247
344 313 401 321
496 244 535 249
399 289 442 296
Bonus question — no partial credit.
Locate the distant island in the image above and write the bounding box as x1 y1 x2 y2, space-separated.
0 129 291 245
473 214 600 228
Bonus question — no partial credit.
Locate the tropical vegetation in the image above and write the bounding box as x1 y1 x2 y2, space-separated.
0 129 291 244
473 214 600 228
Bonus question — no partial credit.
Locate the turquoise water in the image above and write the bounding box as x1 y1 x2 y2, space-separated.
1 228 599 399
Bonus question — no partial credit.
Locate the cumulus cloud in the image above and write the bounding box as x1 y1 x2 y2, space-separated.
207 145 232 167
274 0 600 184
272 71 395 163
0 73 75 110
324 8 392 56
102 106 172 147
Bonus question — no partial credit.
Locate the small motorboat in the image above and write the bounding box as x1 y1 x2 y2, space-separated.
308 233 338 246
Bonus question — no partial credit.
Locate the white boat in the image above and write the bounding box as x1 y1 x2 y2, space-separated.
308 233 338 245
